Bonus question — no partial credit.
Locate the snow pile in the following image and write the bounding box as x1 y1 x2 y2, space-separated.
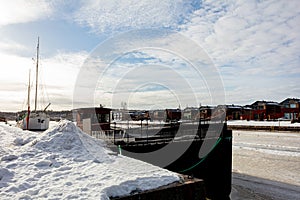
0 120 179 199
0 123 39 156
33 121 113 163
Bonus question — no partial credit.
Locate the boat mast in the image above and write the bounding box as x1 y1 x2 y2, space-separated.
27 70 31 110
34 37 39 112
26 70 31 130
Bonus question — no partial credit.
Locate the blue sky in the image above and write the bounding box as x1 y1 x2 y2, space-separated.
0 0 299 112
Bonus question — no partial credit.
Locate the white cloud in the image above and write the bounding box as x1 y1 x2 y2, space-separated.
73 0 194 34
0 40 28 53
72 29 225 110
1 0 299 111
0 52 37 111
0 44 88 111
0 0 53 26
180 0 300 104
36 51 88 111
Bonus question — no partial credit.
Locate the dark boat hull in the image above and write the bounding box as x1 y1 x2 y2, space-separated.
110 123 232 200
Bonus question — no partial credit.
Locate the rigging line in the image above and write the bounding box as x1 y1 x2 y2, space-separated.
21 90 27 111
27 66 35 111
33 51 47 110
38 60 50 110
42 63 50 104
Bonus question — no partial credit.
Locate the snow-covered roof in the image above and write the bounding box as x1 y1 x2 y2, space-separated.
251 100 280 106
280 98 300 104
226 105 242 109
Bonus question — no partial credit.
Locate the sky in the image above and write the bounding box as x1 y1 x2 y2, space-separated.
0 0 299 112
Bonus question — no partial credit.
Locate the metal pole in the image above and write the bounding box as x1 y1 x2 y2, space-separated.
140 119 142 137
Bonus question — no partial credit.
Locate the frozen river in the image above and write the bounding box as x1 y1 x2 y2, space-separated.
231 130 300 200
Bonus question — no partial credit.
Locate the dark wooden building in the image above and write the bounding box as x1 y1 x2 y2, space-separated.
73 107 112 133
165 109 181 122
199 106 215 120
280 98 300 121
224 105 243 120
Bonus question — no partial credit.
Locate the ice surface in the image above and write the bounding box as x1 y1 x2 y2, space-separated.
232 130 300 199
0 121 179 199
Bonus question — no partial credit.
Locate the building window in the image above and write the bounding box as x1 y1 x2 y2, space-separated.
284 113 290 119
96 113 110 123
258 105 264 110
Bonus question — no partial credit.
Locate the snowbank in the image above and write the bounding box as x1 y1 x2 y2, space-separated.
0 120 179 199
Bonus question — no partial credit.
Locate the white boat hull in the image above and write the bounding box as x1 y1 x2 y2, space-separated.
21 112 50 131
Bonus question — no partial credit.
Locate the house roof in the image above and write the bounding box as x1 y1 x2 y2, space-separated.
280 98 300 104
226 104 242 109
251 100 279 106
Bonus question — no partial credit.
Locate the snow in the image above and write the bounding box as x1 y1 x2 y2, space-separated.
0 120 179 199
228 120 300 127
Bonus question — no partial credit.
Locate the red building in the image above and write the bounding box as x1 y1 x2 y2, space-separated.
250 101 282 120
240 106 252 120
280 98 300 121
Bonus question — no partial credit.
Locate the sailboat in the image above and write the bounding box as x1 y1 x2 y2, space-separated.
18 37 50 131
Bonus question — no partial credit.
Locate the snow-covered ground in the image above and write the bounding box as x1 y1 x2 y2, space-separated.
232 130 300 200
0 120 179 199
228 120 300 127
